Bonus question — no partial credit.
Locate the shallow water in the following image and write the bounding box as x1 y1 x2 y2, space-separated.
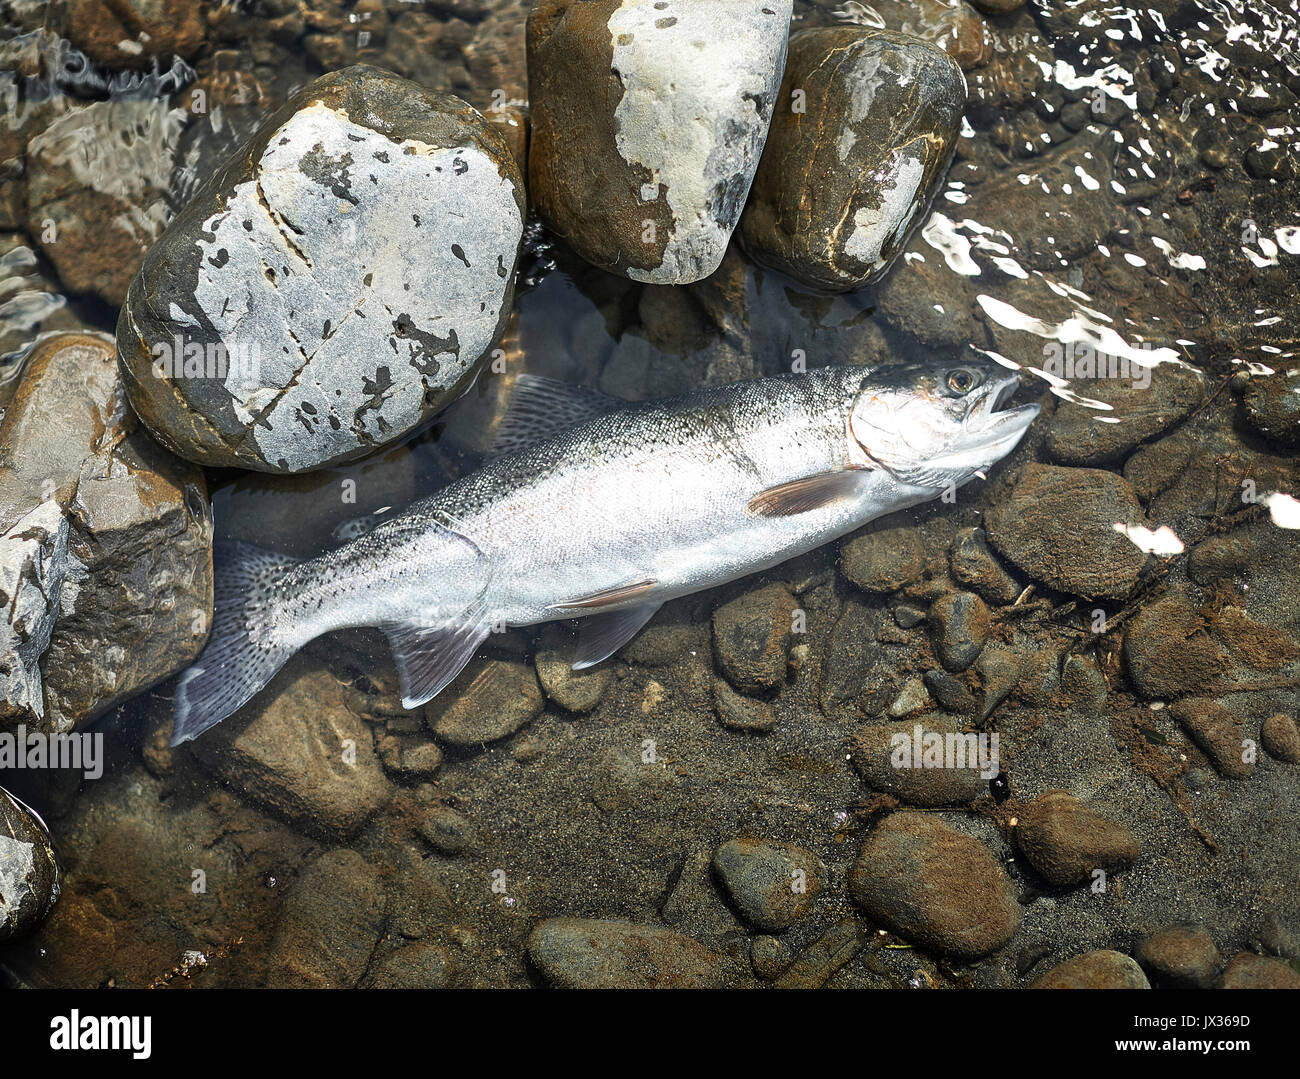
1 0 1298 989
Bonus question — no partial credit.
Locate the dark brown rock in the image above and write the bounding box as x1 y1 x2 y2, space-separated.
986 464 1150 600
848 811 1020 958
426 657 543 746
266 849 386 988
1218 952 1300 989
1030 950 1150 988
712 583 799 693
1261 712 1300 763
1138 925 1222 988
840 525 926 593
1045 363 1205 467
712 837 823 932
850 716 989 806
740 27 966 291
191 655 392 839
527 918 722 988
1123 593 1229 699
1015 790 1140 886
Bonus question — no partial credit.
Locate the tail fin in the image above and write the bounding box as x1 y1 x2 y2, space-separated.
171 542 302 746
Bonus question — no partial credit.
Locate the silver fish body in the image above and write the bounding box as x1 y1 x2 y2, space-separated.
172 362 1038 743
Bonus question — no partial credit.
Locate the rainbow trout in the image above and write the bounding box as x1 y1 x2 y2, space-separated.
172 361 1038 743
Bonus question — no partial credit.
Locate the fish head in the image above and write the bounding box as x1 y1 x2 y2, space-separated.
847 361 1040 490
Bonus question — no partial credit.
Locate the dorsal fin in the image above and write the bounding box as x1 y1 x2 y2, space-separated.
491 374 623 454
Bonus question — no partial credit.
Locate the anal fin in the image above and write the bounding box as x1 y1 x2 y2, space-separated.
382 612 494 709
548 578 659 611
572 603 661 670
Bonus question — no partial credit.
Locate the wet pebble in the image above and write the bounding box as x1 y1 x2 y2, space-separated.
949 527 1021 605
974 646 1022 720
1237 368 1300 448
850 716 988 806
1123 592 1229 700
848 811 1020 959
840 526 926 593
1218 952 1300 989
1261 713 1300 763
739 27 965 290
1137 925 1222 989
986 464 1150 600
535 624 614 713
190 655 392 840
711 837 823 932
864 0 992 72
426 658 544 746
265 849 386 988
0 787 60 944
924 669 978 714
712 582 798 694
117 65 525 473
1029 950 1150 989
749 934 793 981
527 0 792 284
1014 790 1140 887
887 676 932 718
929 591 991 672
1044 364 1205 467
527 918 722 989
1169 698 1254 780
418 804 474 855
712 678 778 733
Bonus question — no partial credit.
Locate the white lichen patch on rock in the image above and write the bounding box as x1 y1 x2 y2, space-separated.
188 102 522 471
0 500 70 722
607 0 792 284
843 150 926 273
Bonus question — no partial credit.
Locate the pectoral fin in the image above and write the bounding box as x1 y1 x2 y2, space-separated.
747 468 871 517
572 603 662 669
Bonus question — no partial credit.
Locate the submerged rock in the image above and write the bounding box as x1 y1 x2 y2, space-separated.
190 655 392 840
848 811 1020 958
1237 367 1300 448
712 582 798 693
0 333 212 732
26 99 187 305
1138 925 1222 989
117 65 525 473
426 657 543 745
739 27 966 291
850 715 988 806
1014 789 1140 886
986 464 1150 600
527 0 792 284
1044 364 1205 467
527 917 723 988
1030 950 1150 989
0 786 60 943
711 837 823 932
266 849 386 988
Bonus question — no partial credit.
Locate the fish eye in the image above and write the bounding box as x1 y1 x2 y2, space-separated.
945 368 980 395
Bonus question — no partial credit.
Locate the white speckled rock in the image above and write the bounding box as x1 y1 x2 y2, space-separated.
528 0 792 284
117 66 526 474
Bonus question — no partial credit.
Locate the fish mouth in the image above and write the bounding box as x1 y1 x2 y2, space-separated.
964 372 1040 452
